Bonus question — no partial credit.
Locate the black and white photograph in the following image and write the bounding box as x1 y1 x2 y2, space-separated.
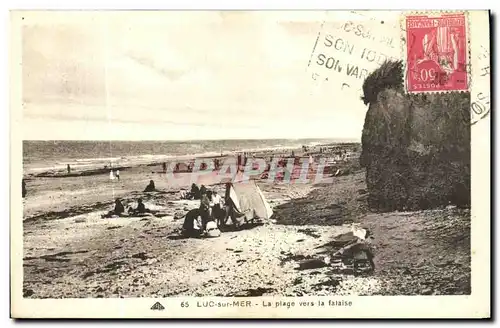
10 9 490 318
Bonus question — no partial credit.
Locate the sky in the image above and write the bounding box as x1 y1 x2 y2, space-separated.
19 11 402 141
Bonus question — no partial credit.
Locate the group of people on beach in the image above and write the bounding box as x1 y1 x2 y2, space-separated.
182 183 226 238
101 179 158 218
101 197 152 218
101 179 226 239
109 169 120 180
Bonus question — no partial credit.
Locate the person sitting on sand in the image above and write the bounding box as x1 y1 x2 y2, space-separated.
199 185 207 196
137 199 146 213
182 209 203 238
113 198 125 215
211 189 222 209
102 198 126 218
129 198 149 215
144 180 156 192
190 183 200 200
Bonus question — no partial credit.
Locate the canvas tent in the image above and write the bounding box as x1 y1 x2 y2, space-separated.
225 180 273 226
174 162 191 173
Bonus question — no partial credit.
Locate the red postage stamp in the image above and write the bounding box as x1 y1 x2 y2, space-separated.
405 13 468 93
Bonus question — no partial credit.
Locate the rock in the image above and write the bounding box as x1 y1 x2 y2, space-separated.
297 259 328 271
95 286 104 292
23 289 34 297
173 212 185 220
146 258 158 265
131 252 149 260
361 62 470 212
422 288 433 295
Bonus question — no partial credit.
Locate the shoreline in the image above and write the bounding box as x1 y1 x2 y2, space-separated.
22 143 361 222
23 142 360 178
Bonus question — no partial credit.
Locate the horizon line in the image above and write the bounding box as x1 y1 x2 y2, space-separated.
22 137 361 143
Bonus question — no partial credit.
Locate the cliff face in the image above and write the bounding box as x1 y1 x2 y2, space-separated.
360 61 470 212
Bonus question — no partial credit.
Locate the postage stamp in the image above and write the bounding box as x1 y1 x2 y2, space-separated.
405 13 469 93
9 10 490 319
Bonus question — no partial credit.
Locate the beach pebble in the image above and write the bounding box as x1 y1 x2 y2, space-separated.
146 258 158 265
174 212 184 220
23 289 35 297
422 288 433 295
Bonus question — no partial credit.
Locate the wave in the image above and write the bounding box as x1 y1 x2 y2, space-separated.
23 139 346 175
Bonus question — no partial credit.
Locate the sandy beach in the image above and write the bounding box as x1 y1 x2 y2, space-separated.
22 144 471 298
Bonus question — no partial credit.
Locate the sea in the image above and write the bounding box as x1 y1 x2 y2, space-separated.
23 139 354 175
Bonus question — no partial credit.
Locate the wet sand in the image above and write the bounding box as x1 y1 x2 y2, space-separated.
22 146 471 298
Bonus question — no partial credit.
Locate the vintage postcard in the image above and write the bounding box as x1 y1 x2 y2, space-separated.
10 10 490 319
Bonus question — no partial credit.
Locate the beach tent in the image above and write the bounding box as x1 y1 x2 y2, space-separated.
225 180 273 225
174 162 191 173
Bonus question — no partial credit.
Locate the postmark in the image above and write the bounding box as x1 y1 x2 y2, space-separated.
405 13 469 93
470 43 490 125
306 11 401 98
